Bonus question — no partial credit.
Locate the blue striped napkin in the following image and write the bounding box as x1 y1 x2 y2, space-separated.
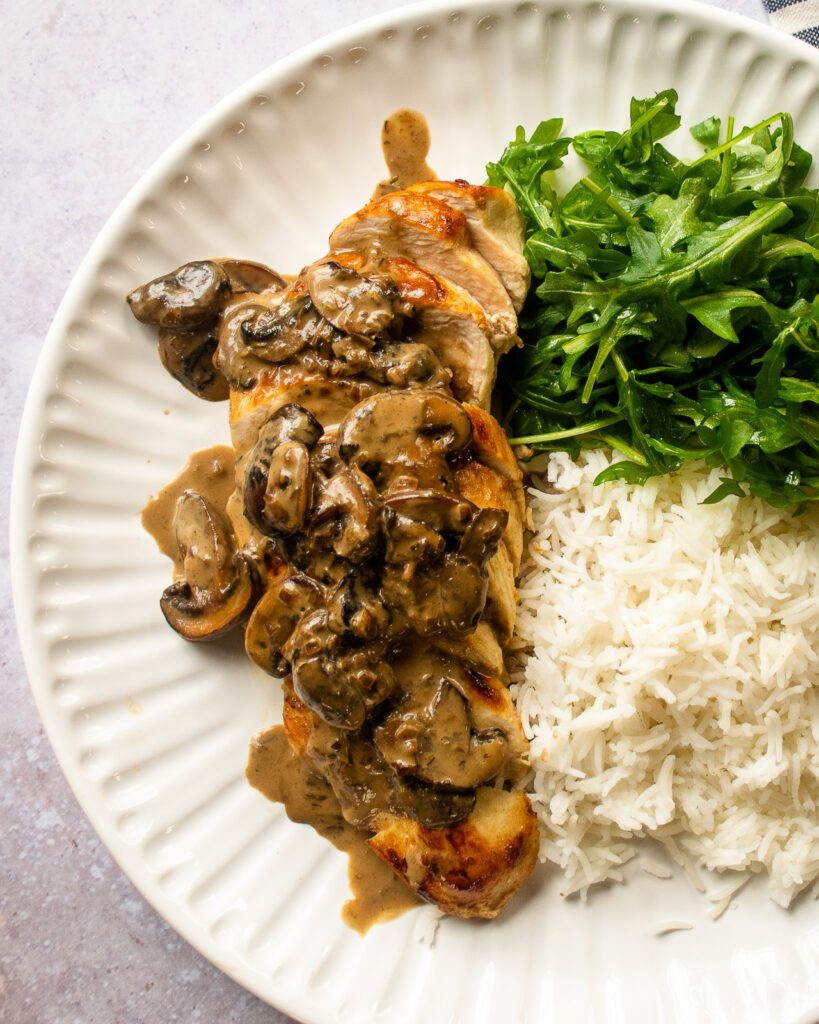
763 0 819 45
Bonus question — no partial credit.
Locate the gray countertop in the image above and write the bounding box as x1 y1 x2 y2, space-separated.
1 0 768 1020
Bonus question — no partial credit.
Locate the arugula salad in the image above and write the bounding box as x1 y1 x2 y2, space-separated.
489 90 819 507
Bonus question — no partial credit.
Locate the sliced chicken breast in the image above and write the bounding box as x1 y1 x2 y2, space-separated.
485 542 517 645
368 787 538 919
229 371 380 454
311 250 497 408
329 190 519 349
408 180 530 311
433 621 505 680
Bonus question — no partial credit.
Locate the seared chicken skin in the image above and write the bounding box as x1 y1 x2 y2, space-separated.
128 126 537 921
330 190 520 351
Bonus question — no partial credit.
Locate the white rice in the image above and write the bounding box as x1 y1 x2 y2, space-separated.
512 450 819 907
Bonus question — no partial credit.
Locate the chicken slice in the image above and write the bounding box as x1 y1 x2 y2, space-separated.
485 542 517 645
456 669 528 781
433 620 505 680
282 679 313 757
368 787 538 919
329 190 518 349
229 371 378 454
453 457 524 572
408 180 529 311
311 251 497 408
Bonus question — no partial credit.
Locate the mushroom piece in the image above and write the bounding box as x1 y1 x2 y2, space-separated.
375 674 508 791
245 572 324 676
127 260 229 330
306 715 475 829
240 295 328 362
156 325 229 401
384 489 474 535
306 721 396 830
310 466 380 562
305 259 403 338
337 389 472 486
243 404 323 536
218 258 286 295
391 776 476 828
325 573 390 641
361 342 451 390
216 293 333 388
381 502 508 636
160 490 255 640
285 609 395 730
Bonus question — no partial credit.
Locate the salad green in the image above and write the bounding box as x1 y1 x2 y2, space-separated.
488 90 819 507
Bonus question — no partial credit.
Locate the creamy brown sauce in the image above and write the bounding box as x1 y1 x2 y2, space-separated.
129 117 535 926
373 109 436 199
246 726 420 934
142 444 236 573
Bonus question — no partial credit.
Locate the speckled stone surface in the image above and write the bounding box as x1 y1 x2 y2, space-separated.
1 1 767 1021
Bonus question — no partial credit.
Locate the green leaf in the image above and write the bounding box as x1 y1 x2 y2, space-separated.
683 289 781 343
491 94 819 507
593 461 655 486
717 418 755 458
691 115 721 150
702 477 747 503
779 377 819 404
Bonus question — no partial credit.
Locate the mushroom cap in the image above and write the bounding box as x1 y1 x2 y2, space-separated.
305 259 402 338
310 466 380 562
245 572 324 676
375 652 518 791
160 490 255 641
337 389 472 483
218 258 286 295
243 405 323 536
127 260 229 330
157 325 229 401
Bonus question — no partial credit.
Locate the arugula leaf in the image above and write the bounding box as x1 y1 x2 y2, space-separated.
490 93 819 507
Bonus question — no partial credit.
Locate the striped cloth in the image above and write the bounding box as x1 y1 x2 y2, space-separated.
763 0 819 44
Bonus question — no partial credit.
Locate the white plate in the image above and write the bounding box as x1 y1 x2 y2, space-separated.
12 1 819 1021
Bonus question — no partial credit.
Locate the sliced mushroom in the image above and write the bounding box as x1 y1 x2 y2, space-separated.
285 609 395 730
381 503 507 636
216 293 332 388
384 489 474 535
306 259 402 337
218 258 286 295
243 404 323 535
245 572 324 675
325 573 390 641
381 507 445 567
160 490 255 640
127 261 229 329
240 295 327 362
391 776 476 828
337 389 472 486
306 721 396 830
416 683 507 789
156 325 229 401
374 663 507 790
310 466 380 561
375 653 514 790
362 342 450 389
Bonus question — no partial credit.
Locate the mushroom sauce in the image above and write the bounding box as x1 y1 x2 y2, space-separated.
142 445 236 574
133 110 539 927
247 727 420 933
